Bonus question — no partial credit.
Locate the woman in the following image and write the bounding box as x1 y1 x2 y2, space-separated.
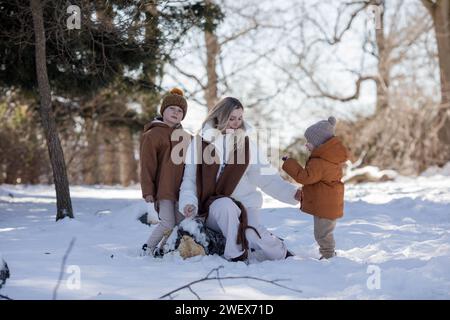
178 97 300 262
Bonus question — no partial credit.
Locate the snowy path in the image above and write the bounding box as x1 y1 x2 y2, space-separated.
0 175 449 299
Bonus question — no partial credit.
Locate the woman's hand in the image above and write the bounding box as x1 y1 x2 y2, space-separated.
145 195 154 203
183 204 196 217
294 188 303 203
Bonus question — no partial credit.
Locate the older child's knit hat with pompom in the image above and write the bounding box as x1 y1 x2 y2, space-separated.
304 116 337 148
160 87 188 119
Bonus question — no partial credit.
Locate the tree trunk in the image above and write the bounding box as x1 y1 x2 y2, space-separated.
424 0 450 107
96 2 114 31
30 0 73 220
374 0 389 113
82 116 99 184
98 123 119 185
204 0 220 110
118 126 137 186
24 131 44 184
4 160 19 184
422 0 450 149
143 0 159 88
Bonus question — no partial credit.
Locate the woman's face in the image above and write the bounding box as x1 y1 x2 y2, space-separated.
225 108 243 131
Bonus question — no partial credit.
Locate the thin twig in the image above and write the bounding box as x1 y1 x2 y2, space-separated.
52 237 76 300
188 286 201 300
215 267 226 293
205 265 226 293
0 293 13 300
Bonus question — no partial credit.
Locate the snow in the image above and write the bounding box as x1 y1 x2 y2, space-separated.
176 218 209 248
343 164 398 183
0 175 449 300
421 162 450 177
163 226 180 253
162 219 209 255
142 202 159 225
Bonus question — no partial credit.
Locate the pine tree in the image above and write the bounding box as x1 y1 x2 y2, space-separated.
0 0 223 219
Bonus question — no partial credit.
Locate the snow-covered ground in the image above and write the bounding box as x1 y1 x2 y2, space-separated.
0 174 449 299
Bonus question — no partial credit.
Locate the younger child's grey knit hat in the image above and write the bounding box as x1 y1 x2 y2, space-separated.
304 116 337 148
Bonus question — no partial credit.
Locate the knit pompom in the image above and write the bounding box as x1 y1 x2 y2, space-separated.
328 116 336 126
170 87 184 96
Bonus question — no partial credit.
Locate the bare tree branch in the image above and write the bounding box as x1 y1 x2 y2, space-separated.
304 1 370 46
159 265 302 300
420 0 436 15
289 44 378 102
219 22 259 46
0 293 13 300
170 62 207 90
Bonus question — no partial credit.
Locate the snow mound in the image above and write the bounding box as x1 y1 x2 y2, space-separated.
163 226 180 252
178 218 209 247
344 164 398 183
163 218 209 253
108 201 159 227
421 162 450 177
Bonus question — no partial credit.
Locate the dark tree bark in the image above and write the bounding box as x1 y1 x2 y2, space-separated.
118 126 137 186
422 0 450 145
82 116 99 185
30 0 73 220
204 0 220 110
374 0 389 113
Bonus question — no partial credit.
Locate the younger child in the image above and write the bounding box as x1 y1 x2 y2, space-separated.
140 88 191 257
282 116 349 259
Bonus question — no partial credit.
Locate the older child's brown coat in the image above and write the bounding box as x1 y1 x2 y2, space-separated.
140 119 191 202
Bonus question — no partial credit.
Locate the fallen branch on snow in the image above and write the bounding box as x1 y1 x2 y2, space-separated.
159 265 302 300
52 237 76 300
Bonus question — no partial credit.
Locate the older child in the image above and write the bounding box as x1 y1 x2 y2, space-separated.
282 116 349 259
140 88 191 257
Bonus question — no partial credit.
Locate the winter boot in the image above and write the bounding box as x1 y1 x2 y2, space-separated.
319 251 336 260
285 250 295 259
152 247 165 258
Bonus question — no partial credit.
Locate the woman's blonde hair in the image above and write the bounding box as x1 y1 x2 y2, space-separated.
202 97 244 132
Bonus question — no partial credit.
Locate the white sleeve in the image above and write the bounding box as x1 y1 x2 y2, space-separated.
246 141 299 205
179 138 199 216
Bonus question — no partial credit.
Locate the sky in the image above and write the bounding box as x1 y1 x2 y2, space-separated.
160 0 439 145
